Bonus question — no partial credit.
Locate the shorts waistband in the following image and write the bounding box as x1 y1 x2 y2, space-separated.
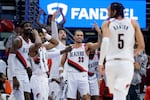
107 58 131 62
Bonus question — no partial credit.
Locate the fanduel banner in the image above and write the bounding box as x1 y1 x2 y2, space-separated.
39 0 146 28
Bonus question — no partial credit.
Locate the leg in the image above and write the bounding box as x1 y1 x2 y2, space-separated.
82 93 90 100
24 92 31 100
112 61 134 100
78 73 90 100
113 88 126 100
67 73 78 99
89 76 99 100
67 98 75 100
12 89 25 100
76 90 81 100
91 95 99 100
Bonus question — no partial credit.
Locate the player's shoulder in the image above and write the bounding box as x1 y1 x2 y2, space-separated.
13 36 22 43
102 18 114 28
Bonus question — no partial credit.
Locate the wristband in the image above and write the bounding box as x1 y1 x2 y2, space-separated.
59 66 64 71
45 34 52 41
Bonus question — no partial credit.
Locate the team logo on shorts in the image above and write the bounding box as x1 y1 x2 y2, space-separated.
47 3 68 23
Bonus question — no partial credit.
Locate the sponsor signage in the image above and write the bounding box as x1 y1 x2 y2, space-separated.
39 0 146 28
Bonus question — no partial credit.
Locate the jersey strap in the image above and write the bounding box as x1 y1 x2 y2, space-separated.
16 50 28 69
68 59 94 76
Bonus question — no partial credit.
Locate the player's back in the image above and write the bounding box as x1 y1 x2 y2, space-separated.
106 18 135 62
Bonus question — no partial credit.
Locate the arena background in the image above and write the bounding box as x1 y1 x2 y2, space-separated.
0 0 149 61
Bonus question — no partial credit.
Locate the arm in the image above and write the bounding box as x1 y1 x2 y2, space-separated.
9 36 22 54
46 49 60 59
8 37 22 89
58 8 66 28
59 53 67 74
46 45 72 59
43 37 59 50
36 9 44 27
131 20 145 56
51 10 59 40
29 29 42 57
98 21 110 76
60 45 72 54
87 23 102 50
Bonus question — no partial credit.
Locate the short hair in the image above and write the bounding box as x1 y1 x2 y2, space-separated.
110 2 125 18
58 28 66 33
74 30 83 35
20 21 31 28
38 27 47 33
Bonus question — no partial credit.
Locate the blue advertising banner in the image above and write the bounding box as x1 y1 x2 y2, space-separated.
39 0 146 28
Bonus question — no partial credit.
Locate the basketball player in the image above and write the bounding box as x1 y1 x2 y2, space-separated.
35 27 72 100
98 2 145 100
48 10 67 99
88 49 100 100
59 26 101 100
29 28 59 100
7 22 41 100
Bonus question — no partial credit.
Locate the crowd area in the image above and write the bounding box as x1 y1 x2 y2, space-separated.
0 2 150 100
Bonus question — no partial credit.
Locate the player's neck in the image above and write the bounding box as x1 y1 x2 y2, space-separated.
22 35 29 43
60 40 66 45
74 42 82 48
116 16 124 20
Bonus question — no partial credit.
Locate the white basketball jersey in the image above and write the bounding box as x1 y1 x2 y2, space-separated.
106 18 135 62
67 43 89 72
88 51 99 73
15 36 32 74
31 46 48 75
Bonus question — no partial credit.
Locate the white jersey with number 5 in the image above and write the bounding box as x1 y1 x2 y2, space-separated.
106 18 135 62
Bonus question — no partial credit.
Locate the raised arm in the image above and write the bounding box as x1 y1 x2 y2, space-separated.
43 37 59 50
58 8 66 28
87 23 102 50
29 29 42 57
36 9 44 27
51 10 59 40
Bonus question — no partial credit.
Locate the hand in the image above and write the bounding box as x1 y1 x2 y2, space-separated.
13 77 20 90
52 10 59 21
59 8 63 13
134 61 141 70
99 65 105 76
61 46 72 54
67 45 73 52
59 69 63 75
93 23 101 34
31 29 38 36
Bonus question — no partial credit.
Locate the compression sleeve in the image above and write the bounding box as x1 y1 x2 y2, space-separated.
51 21 59 40
99 37 110 65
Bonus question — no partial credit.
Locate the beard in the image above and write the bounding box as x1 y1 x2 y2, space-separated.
62 37 67 40
24 29 32 37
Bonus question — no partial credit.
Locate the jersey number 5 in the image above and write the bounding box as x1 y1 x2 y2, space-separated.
118 33 124 49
